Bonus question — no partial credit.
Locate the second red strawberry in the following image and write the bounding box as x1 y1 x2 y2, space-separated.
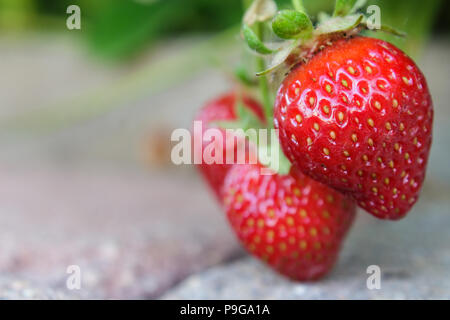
223 163 356 281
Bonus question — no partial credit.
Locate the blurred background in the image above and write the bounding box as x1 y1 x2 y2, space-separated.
0 0 449 299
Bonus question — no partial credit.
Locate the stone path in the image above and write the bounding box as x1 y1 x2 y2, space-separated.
0 167 241 299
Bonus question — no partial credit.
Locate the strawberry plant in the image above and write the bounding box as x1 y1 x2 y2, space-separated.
193 0 433 280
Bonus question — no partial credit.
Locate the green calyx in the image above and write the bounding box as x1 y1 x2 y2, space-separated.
272 10 313 40
242 24 274 55
315 13 364 35
256 40 299 76
242 0 405 77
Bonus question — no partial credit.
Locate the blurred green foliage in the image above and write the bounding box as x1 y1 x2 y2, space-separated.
85 0 244 60
0 0 35 30
0 0 447 60
363 0 443 58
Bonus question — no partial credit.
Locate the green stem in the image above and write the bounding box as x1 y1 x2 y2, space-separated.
258 59 272 126
255 23 273 127
292 0 307 14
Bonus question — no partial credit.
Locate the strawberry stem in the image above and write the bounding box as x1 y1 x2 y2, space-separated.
255 22 273 126
292 0 306 14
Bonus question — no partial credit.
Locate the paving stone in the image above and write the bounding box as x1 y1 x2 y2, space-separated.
0 166 241 299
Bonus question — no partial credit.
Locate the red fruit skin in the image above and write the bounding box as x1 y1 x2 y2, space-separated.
194 93 265 200
223 163 356 281
274 36 433 220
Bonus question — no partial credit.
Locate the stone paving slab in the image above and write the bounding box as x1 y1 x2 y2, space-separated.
0 166 241 299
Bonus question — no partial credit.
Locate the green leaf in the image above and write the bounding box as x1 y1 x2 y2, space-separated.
242 24 274 54
333 0 358 17
316 13 363 34
86 1 175 60
272 10 313 40
256 39 300 76
365 23 406 37
85 0 244 60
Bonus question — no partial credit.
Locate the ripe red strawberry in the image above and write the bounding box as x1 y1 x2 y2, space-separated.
194 92 265 200
274 36 433 220
223 163 356 281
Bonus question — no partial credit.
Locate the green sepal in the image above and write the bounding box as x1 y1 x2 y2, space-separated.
272 10 313 40
316 14 363 35
242 24 275 55
256 39 300 76
317 11 331 24
368 23 406 37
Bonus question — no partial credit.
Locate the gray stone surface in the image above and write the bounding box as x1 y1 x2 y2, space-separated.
163 186 450 299
0 166 241 299
0 277 77 300
420 38 450 184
